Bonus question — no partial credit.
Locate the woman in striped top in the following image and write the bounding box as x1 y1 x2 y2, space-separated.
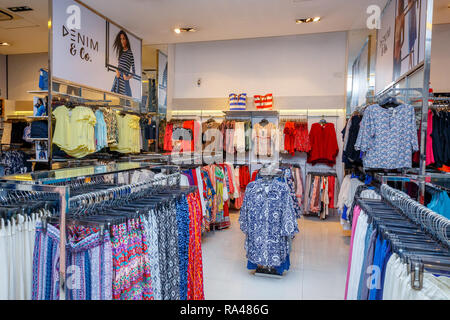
111 30 135 97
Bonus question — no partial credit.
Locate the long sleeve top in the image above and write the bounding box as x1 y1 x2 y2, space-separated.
307 123 339 166
355 104 418 169
239 179 299 267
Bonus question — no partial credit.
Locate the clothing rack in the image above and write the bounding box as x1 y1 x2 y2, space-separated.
380 184 449 247
307 171 337 177
356 184 450 290
1 163 182 300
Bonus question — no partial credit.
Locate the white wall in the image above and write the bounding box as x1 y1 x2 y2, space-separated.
7 53 48 101
172 32 347 110
431 24 450 93
170 31 348 185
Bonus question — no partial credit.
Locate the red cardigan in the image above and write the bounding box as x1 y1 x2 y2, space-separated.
307 123 339 166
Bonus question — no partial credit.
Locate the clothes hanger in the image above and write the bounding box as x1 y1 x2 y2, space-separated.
379 95 401 109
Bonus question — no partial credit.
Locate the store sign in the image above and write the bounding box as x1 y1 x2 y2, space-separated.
52 0 142 101
375 0 428 93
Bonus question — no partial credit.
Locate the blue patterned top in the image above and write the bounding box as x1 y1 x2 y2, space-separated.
239 179 299 267
355 104 419 169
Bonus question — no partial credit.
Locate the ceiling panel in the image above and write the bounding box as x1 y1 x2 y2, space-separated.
0 0 449 54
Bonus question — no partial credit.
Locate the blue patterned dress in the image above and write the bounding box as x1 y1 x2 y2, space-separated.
239 179 299 267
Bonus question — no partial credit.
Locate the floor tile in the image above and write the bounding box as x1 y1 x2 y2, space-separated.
202 211 349 300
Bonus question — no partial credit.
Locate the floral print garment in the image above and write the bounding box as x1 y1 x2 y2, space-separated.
239 179 299 267
110 219 154 300
355 104 419 169
187 192 205 300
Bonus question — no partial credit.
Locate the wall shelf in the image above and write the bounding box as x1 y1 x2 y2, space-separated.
27 90 48 95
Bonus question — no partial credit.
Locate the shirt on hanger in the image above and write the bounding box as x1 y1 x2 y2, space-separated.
355 104 418 169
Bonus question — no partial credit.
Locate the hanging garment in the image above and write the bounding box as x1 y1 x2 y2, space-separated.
110 114 141 154
239 166 251 191
233 122 246 154
66 225 113 300
283 122 296 156
94 110 108 151
309 176 321 213
239 178 298 267
142 211 162 300
110 219 154 300
307 122 339 166
328 176 336 209
342 115 363 168
202 121 223 161
186 192 205 300
194 167 207 219
294 122 311 153
355 104 418 169
282 168 302 218
53 106 97 158
252 122 277 157
158 201 181 300
102 108 119 146
164 123 174 152
32 221 61 300
176 195 190 300
294 168 304 209
278 122 285 153
200 169 216 232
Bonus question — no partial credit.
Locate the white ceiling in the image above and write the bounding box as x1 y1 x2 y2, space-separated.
0 0 48 54
0 0 449 54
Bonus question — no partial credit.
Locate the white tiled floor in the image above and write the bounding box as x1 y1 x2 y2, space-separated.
202 212 350 300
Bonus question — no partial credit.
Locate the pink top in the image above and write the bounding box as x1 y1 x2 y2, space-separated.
344 205 361 300
426 110 435 166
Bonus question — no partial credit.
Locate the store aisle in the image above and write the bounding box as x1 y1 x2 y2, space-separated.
202 213 350 300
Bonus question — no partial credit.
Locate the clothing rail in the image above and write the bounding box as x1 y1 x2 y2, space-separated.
380 184 450 247
307 171 338 177
0 182 69 300
68 172 181 210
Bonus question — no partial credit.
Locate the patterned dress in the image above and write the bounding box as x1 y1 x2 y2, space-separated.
110 219 154 300
187 192 205 300
239 179 299 267
201 169 216 232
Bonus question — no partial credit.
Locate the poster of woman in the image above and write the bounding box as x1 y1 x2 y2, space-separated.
393 0 425 81
111 30 135 97
107 22 142 100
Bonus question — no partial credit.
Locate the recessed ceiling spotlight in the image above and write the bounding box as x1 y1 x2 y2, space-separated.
7 6 33 12
174 27 197 34
0 42 11 46
296 16 321 24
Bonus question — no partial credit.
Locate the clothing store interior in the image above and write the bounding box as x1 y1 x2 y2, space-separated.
0 0 449 301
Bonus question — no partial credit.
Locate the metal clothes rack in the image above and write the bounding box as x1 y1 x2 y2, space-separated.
0 162 181 300
356 185 450 290
375 173 450 205
307 171 338 177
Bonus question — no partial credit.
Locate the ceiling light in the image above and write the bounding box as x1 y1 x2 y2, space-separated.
174 27 197 34
7 6 33 12
0 42 11 46
296 17 321 24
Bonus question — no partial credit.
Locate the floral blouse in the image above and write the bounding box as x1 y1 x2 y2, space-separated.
239 179 299 267
355 104 419 169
